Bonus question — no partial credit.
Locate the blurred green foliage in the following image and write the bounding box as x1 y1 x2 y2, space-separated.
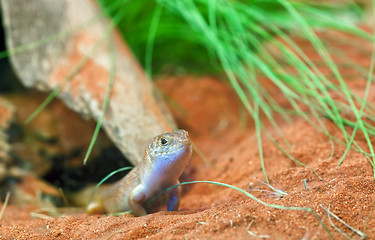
97 0 364 76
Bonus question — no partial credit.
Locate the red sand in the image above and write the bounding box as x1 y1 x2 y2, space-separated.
0 74 374 239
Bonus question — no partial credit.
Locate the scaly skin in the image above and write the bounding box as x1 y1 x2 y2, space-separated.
79 130 192 216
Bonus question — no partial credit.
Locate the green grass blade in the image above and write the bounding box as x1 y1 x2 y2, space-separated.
148 180 333 239
87 166 133 206
83 35 116 165
24 28 111 124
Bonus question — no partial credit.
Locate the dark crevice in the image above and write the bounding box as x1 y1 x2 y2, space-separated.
0 11 24 93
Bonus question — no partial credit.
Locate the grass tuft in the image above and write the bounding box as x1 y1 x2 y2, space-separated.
2 1 375 224
6 0 374 179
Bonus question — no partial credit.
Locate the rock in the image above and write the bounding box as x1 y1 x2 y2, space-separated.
0 0 174 165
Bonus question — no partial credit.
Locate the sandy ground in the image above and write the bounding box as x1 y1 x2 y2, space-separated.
0 29 375 239
0 74 374 239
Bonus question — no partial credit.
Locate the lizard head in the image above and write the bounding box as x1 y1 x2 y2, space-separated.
145 129 192 176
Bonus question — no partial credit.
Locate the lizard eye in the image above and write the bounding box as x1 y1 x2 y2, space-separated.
160 137 169 146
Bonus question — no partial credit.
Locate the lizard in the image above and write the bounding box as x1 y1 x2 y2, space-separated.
70 129 192 216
